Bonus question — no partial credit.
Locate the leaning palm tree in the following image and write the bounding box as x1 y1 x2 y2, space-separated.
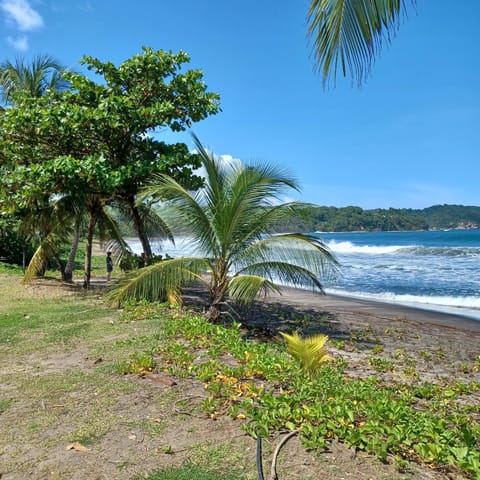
22 194 130 285
0 54 69 105
307 0 415 85
108 135 338 322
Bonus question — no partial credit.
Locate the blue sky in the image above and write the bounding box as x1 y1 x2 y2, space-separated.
1 0 479 209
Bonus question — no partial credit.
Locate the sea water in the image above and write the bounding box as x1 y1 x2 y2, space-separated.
316 230 480 321
130 230 480 321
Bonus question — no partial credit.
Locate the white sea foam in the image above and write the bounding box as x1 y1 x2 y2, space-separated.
326 240 404 255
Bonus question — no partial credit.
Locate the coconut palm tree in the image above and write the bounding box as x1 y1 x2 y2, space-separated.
307 0 415 85
22 193 130 285
0 54 69 105
108 136 338 321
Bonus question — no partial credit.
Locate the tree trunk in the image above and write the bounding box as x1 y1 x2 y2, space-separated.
128 195 153 265
64 221 82 282
205 303 222 323
83 208 98 288
54 253 66 280
205 280 227 323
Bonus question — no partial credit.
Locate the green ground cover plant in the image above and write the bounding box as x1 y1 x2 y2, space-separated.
136 462 245 480
124 302 480 478
1 274 479 479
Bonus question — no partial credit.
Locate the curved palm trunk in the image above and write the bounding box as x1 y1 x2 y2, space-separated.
64 222 82 282
83 207 99 288
128 195 153 265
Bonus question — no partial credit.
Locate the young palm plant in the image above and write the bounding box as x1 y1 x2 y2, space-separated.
108 135 338 322
280 331 332 377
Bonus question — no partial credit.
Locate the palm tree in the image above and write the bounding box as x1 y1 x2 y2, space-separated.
0 54 69 105
22 193 130 285
307 0 415 85
108 136 338 322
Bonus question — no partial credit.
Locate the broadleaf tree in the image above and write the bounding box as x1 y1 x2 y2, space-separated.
0 47 220 280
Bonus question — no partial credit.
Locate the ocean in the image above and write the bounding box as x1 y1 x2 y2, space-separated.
129 229 480 321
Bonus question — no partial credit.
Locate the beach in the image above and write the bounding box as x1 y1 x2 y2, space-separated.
268 286 480 332
220 286 480 388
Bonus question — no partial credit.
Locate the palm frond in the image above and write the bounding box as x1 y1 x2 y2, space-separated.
228 274 280 304
237 233 339 284
238 261 325 292
225 202 306 258
106 256 209 307
307 0 412 85
139 174 218 257
96 208 131 258
280 331 332 376
136 203 174 243
22 218 73 283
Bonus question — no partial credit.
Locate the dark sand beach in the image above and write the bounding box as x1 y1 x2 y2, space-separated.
227 286 480 387
267 287 480 332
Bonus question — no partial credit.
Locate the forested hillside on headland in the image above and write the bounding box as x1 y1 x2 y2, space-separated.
274 204 480 233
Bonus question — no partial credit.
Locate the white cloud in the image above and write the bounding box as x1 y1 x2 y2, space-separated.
6 33 27 50
78 1 93 13
1 0 43 31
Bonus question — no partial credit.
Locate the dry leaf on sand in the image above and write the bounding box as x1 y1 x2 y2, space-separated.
65 442 89 452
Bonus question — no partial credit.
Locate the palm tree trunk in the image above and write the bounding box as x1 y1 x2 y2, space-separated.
128 195 153 265
206 277 228 323
64 221 82 282
83 208 98 288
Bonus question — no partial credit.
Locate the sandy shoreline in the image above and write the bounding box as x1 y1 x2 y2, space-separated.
267 286 480 333
231 285 480 389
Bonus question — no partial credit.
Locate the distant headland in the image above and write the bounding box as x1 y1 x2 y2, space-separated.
275 204 480 233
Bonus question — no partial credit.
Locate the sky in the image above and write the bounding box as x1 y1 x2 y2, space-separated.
0 0 479 210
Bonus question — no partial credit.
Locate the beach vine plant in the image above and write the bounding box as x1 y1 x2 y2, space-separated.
108 134 338 321
115 302 480 478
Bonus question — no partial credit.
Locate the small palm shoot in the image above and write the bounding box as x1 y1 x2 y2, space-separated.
280 331 331 377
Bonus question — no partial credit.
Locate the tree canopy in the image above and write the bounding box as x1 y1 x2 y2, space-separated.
0 48 220 281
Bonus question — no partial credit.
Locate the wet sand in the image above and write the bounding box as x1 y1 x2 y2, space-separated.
267 286 480 333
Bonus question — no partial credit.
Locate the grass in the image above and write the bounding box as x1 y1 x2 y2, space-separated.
0 273 257 479
136 463 245 480
0 261 23 274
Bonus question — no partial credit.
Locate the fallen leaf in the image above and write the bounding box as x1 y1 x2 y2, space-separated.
65 442 89 452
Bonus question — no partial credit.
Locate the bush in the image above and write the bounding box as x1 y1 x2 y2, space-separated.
0 218 34 265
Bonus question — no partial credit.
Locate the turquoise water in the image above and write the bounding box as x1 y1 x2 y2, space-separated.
131 229 480 321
